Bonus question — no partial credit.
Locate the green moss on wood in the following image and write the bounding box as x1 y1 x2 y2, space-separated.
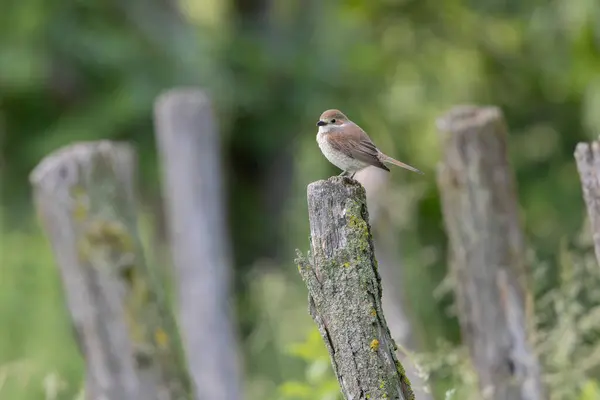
396 360 415 400
345 198 372 259
301 178 415 400
72 190 89 222
81 219 134 255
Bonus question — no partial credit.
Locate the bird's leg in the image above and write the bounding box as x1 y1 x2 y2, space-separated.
350 172 356 179
338 170 348 177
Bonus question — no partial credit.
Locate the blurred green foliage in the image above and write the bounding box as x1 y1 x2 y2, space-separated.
0 215 83 399
277 329 340 400
1 0 600 398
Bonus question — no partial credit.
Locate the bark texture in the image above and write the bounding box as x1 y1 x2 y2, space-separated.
355 167 433 399
436 105 546 400
574 140 600 265
296 176 414 400
29 141 193 400
153 88 242 400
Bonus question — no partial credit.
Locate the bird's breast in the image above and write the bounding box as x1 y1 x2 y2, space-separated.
316 132 365 172
316 132 337 158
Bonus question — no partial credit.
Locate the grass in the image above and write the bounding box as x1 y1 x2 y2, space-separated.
0 210 314 400
0 222 83 399
4 208 600 400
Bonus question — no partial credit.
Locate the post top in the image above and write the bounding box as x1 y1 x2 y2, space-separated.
307 176 366 198
29 140 131 187
436 105 502 134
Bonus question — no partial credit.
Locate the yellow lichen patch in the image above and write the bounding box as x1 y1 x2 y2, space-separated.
84 219 134 253
124 307 146 346
370 339 380 351
77 239 92 261
70 186 88 202
343 262 350 268
71 186 89 222
73 202 88 222
370 308 377 317
120 267 153 349
155 328 169 349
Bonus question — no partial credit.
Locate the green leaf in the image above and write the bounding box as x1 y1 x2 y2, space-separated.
579 380 600 400
278 381 312 399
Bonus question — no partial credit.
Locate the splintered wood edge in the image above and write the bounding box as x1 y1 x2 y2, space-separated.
29 140 133 188
154 87 211 112
153 87 212 137
436 105 502 135
307 176 365 196
574 140 600 166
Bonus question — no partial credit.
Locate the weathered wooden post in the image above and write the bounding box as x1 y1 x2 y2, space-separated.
30 141 193 400
296 176 415 400
436 106 546 399
574 139 600 265
153 88 242 400
355 167 433 399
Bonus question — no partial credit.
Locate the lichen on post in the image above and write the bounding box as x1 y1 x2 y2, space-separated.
30 140 193 400
296 176 414 400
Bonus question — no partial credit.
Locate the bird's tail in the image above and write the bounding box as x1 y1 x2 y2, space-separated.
379 152 424 175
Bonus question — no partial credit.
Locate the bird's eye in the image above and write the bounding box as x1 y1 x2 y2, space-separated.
331 119 336 123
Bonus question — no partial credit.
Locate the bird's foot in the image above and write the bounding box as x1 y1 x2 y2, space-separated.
336 170 360 183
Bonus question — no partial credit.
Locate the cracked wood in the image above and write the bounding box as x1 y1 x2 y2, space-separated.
296 176 414 400
436 106 546 400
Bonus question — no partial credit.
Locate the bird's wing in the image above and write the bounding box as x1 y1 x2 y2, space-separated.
327 123 390 171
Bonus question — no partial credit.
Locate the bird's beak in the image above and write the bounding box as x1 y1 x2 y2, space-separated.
316 120 326 127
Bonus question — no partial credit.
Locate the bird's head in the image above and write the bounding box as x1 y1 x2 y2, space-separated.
316 109 349 133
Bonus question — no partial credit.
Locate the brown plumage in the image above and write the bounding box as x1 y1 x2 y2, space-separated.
316 109 423 177
326 126 390 172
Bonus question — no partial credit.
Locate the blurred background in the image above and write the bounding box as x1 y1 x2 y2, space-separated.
1 0 599 399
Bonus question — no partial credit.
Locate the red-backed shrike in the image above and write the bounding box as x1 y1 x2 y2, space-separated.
316 109 423 178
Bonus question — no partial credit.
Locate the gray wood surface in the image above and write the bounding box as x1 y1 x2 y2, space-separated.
153 88 242 400
436 106 546 400
297 176 415 400
30 141 193 400
575 140 600 266
355 167 433 399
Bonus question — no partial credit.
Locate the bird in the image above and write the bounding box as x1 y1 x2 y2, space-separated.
316 109 423 178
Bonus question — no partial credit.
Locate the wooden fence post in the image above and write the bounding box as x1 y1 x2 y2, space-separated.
574 140 600 265
296 176 415 400
153 88 242 400
436 106 546 400
355 167 433 399
30 141 193 400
